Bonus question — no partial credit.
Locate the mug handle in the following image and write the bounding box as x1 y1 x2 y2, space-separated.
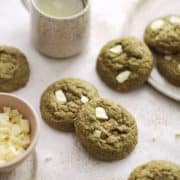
21 0 30 11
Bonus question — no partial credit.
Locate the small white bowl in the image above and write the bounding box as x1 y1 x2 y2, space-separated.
0 93 39 172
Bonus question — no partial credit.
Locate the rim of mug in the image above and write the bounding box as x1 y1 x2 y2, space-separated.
31 0 90 20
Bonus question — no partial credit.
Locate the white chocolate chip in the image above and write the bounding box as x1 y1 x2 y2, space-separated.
150 19 164 30
55 90 67 103
109 45 123 54
96 107 108 120
93 130 101 138
164 56 172 61
81 96 89 104
169 16 180 24
116 70 131 83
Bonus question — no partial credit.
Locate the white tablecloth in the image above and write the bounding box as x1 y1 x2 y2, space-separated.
0 0 180 179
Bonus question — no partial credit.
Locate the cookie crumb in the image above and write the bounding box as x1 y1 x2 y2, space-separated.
175 131 180 139
45 154 53 162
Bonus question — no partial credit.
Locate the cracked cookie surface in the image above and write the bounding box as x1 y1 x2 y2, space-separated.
128 160 180 180
96 36 153 92
0 46 30 92
144 15 180 54
40 78 99 132
157 54 180 87
74 98 138 161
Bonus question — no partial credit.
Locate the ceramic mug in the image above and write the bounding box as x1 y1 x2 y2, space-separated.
21 0 90 58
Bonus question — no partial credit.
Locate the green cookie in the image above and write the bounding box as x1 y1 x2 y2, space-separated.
75 98 138 161
96 36 153 92
128 160 180 180
40 78 99 132
0 46 30 92
157 54 180 87
144 15 180 54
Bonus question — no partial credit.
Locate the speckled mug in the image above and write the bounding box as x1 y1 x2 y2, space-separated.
21 0 90 58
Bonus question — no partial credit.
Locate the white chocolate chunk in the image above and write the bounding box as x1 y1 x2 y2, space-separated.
55 90 67 103
150 19 164 30
164 56 172 61
93 130 101 138
109 45 123 54
169 16 180 24
12 125 21 135
81 96 89 104
116 70 131 83
0 113 10 126
96 107 108 120
19 119 30 133
0 113 9 121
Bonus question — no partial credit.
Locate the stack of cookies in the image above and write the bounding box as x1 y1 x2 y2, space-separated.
40 78 138 161
144 15 180 87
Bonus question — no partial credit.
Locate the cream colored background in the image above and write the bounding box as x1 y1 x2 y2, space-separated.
0 0 180 179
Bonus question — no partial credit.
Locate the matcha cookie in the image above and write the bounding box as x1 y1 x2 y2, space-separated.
75 98 138 161
40 78 99 132
0 46 30 92
144 15 180 54
128 160 180 180
96 37 153 92
157 54 180 86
